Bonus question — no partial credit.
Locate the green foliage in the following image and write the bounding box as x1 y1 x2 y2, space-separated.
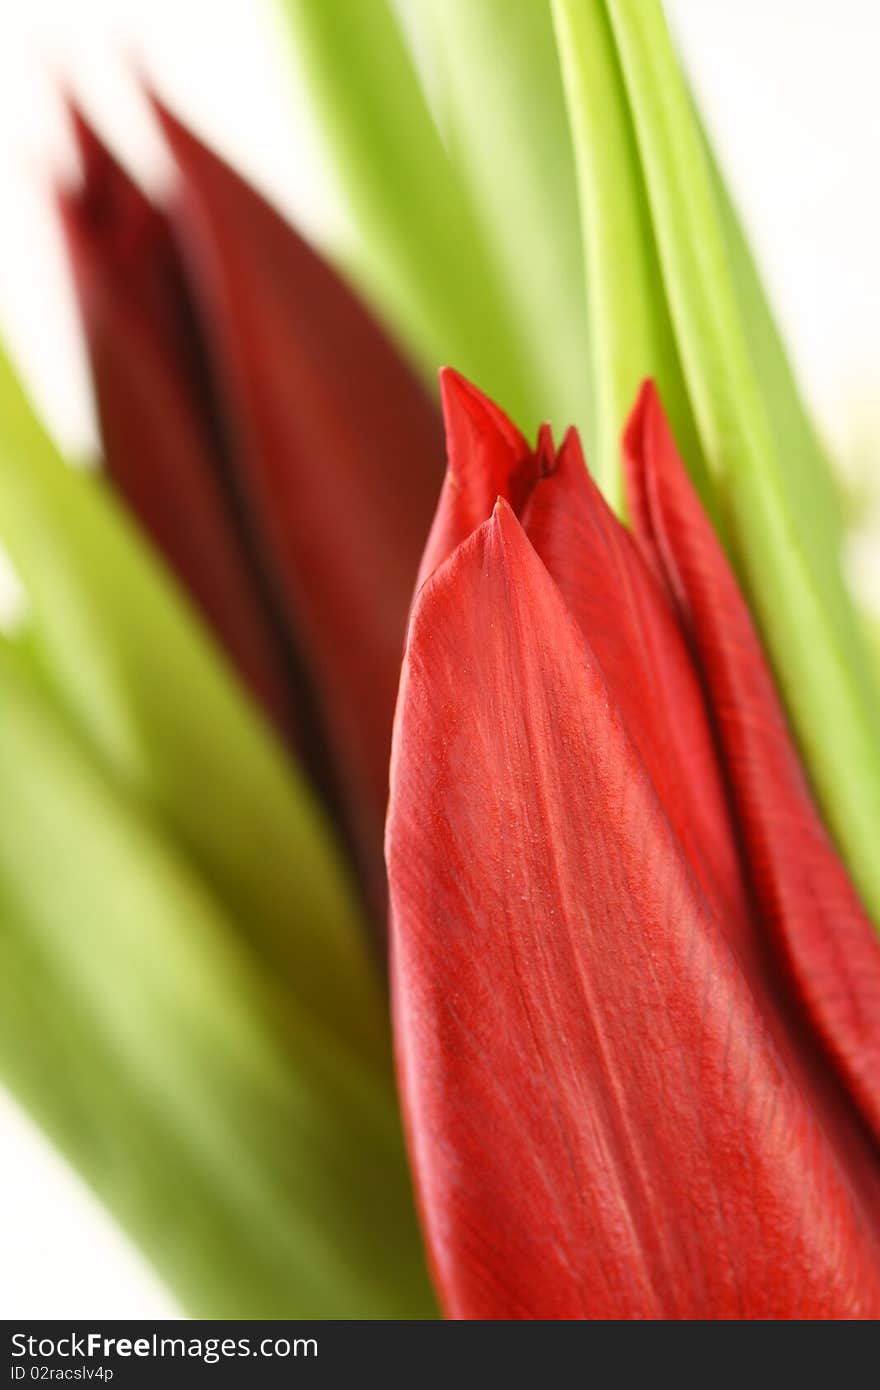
0 348 435 1316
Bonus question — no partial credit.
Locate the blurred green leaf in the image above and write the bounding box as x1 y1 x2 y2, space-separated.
0 621 45 692
0 647 433 1317
0 344 386 1060
551 0 705 510
697 107 847 556
393 0 591 445
868 614 880 684
277 0 543 431
605 0 880 924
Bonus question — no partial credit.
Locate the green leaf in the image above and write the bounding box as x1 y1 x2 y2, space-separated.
0 343 385 1060
551 0 706 510
391 0 591 445
277 0 543 430
0 622 45 692
0 648 434 1318
696 104 848 563
604 0 880 923
868 612 880 685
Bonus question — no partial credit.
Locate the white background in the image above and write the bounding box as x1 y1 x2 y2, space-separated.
0 0 877 1318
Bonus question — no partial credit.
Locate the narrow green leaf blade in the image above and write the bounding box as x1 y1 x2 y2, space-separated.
278 0 541 428
0 649 433 1318
551 0 706 509
605 0 880 923
393 0 591 443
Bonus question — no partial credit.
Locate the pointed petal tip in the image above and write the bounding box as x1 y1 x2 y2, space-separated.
551 425 606 509
622 378 672 535
136 82 198 175
622 377 661 453
436 364 465 394
439 368 529 471
136 71 167 120
54 107 159 265
489 492 533 559
556 423 586 468
145 89 196 167
59 95 113 196
55 102 131 247
417 378 549 590
438 366 492 432
535 422 556 475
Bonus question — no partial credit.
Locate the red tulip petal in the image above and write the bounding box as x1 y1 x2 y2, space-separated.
624 381 880 1148
520 428 753 942
422 374 750 945
58 107 297 744
153 101 445 905
388 499 880 1319
418 376 869 1175
416 368 539 590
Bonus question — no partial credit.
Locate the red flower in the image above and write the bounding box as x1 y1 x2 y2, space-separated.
387 372 880 1319
58 100 445 917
